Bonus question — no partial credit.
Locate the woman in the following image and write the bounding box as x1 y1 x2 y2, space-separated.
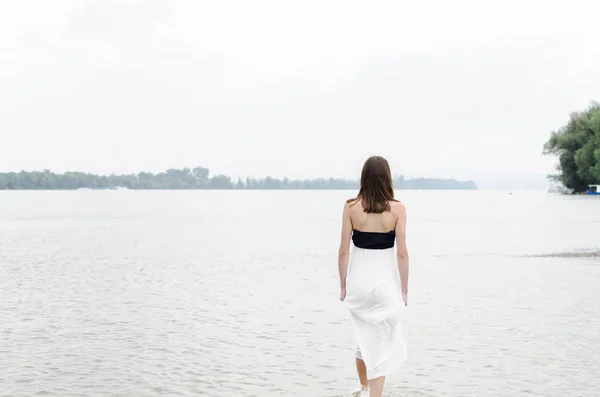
338 156 409 397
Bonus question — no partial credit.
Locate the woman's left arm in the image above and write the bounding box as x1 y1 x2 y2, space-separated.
338 202 352 300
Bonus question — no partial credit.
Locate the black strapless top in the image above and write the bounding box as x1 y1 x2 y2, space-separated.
352 229 395 250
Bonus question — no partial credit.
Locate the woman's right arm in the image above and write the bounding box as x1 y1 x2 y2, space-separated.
338 202 353 300
394 203 409 305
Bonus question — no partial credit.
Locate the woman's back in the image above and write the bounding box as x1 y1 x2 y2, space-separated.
348 198 401 233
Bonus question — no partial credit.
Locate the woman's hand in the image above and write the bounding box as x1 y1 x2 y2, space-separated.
340 287 347 302
402 290 408 306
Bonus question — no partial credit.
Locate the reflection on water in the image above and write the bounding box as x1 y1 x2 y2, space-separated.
1 190 599 396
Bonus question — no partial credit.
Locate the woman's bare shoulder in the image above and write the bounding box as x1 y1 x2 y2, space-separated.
342 197 358 212
345 197 360 208
389 201 406 216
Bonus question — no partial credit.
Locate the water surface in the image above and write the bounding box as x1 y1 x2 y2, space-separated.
1 190 599 396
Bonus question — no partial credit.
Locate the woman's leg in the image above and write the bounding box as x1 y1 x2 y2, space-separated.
369 377 385 397
355 358 368 389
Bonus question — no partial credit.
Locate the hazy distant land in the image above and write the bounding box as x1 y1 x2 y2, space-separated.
0 168 478 190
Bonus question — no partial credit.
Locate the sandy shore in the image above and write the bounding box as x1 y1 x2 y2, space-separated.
529 251 600 258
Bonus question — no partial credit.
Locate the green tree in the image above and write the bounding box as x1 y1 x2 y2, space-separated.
544 102 600 192
210 174 233 189
193 167 210 188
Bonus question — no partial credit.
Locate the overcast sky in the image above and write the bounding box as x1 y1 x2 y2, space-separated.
1 0 599 188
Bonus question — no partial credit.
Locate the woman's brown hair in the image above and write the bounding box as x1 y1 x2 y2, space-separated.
347 156 397 213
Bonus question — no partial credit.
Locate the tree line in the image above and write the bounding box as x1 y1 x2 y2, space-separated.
0 167 478 190
544 101 600 193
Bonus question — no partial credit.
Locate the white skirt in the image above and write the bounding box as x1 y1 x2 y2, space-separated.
343 245 407 380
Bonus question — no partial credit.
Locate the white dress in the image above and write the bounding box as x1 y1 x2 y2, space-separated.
343 230 407 380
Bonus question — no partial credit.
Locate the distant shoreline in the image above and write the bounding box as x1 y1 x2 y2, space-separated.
0 167 478 191
0 187 479 191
